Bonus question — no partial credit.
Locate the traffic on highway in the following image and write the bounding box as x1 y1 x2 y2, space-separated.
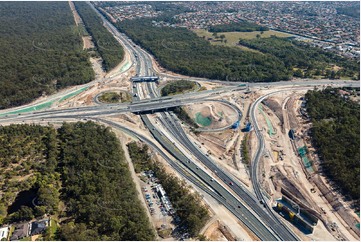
0 3 359 241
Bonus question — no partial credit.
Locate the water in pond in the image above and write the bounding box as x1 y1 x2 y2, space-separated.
7 188 38 214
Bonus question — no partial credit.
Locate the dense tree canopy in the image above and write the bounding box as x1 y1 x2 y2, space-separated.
74 2 124 71
161 80 197 96
0 122 155 240
305 88 360 199
56 122 155 240
0 2 94 110
239 37 359 79
115 19 291 82
0 124 59 224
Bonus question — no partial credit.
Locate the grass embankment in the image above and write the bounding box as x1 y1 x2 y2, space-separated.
98 91 131 103
161 80 197 96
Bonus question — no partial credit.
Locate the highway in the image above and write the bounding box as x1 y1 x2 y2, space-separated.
249 90 308 241
0 3 359 241
122 22 297 240
120 14 282 240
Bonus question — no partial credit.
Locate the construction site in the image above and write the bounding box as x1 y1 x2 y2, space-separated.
31 21 359 240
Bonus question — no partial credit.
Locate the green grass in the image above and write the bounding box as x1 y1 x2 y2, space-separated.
0 100 54 117
58 86 89 102
120 61 131 72
193 29 292 52
195 112 212 127
48 219 58 239
0 86 89 117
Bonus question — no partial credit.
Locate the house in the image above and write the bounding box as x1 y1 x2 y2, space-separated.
338 89 350 97
30 218 50 236
10 223 29 241
0 226 9 241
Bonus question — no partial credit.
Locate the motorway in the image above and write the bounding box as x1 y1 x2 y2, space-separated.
0 3 359 241
90 5 285 240
109 9 298 239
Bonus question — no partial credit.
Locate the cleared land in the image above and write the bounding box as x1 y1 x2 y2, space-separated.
193 29 292 51
183 101 239 129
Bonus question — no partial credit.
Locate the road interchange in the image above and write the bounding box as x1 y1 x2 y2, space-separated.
0 3 359 241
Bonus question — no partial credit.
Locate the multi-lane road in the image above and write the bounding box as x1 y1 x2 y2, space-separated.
109 10 298 240
0 3 359 241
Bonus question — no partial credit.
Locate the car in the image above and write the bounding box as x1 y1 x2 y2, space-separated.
229 182 234 186
210 178 214 182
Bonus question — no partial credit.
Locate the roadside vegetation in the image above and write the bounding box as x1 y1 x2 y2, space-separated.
161 80 197 96
241 134 251 165
0 2 94 110
73 2 124 72
239 37 360 79
127 142 210 237
305 87 360 200
172 107 199 129
98 91 131 103
209 21 269 32
0 122 155 240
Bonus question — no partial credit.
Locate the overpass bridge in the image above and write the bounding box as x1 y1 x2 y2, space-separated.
131 76 159 82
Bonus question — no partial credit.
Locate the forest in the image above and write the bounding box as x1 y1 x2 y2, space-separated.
239 37 360 79
74 2 124 72
115 19 291 82
0 124 59 225
305 88 360 200
0 2 94 110
56 122 155 240
209 21 269 32
0 122 155 240
127 142 209 237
